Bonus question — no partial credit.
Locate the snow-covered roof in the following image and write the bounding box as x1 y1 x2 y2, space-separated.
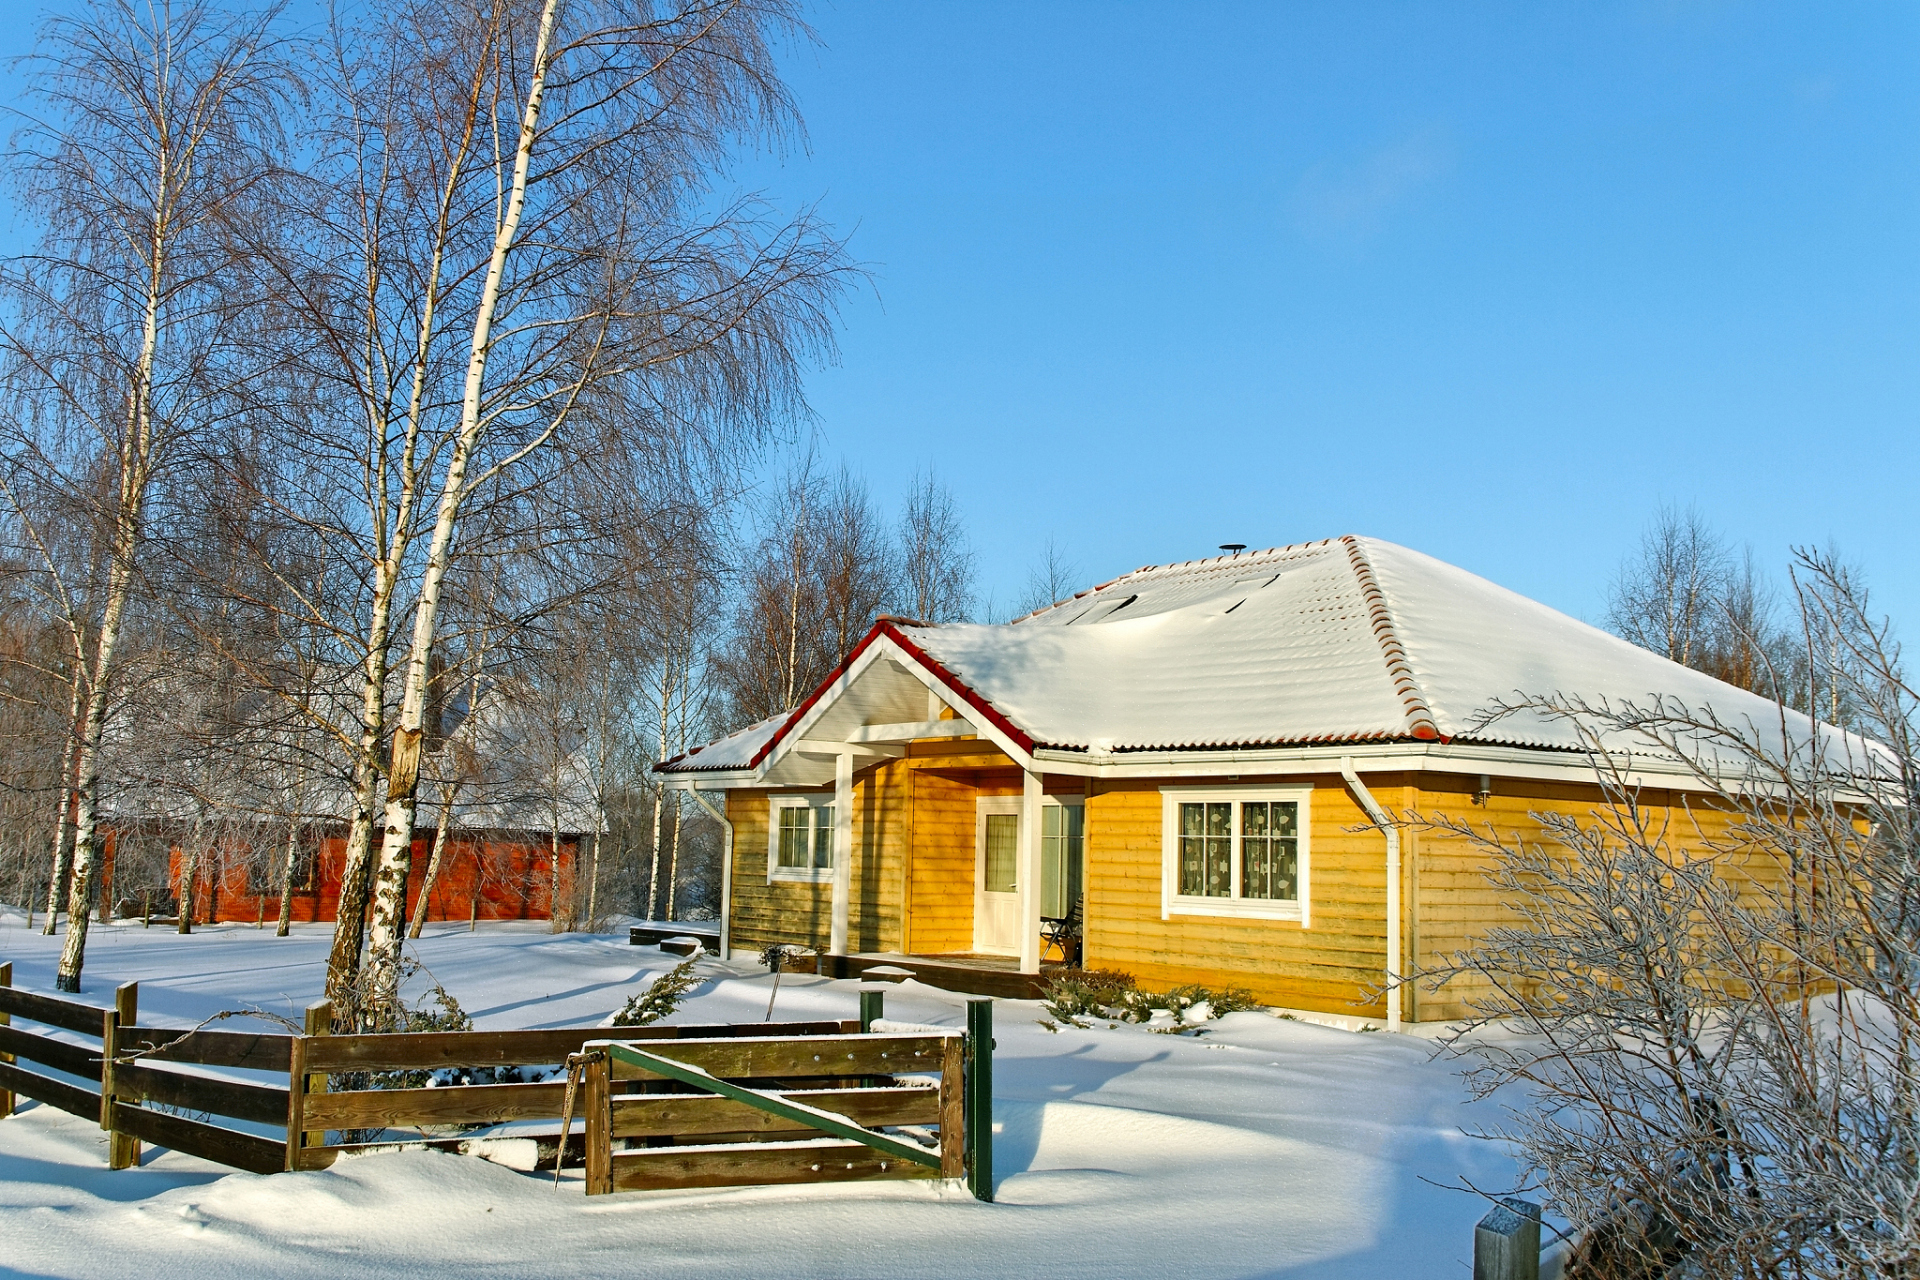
662 535 1838 775
657 714 787 774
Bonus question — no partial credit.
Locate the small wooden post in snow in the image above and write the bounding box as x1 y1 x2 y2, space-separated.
1474 1198 1541 1280
108 982 139 1168
0 961 12 1118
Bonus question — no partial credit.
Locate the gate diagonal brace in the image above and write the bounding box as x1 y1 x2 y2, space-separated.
590 1040 943 1171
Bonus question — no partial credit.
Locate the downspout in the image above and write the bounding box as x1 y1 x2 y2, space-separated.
1339 757 1401 1032
684 787 733 959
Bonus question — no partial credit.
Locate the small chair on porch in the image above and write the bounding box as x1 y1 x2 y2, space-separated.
1040 899 1082 968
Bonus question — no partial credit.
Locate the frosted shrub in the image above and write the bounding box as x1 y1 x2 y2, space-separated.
612 959 701 1027
1043 968 1257 1030
1424 551 1920 1280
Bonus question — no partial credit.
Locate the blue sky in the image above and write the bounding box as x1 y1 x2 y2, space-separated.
730 2 1920 628
1 2 1913 630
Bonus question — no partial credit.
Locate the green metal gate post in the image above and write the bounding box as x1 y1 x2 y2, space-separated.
859 989 884 1032
965 998 993 1202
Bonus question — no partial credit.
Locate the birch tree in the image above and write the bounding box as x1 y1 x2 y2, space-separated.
899 469 976 624
338 0 845 1018
0 0 287 990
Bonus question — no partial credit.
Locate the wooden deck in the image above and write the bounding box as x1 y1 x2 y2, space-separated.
822 953 1052 1000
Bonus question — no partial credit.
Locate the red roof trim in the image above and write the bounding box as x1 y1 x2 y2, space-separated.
741 619 1039 771
745 623 895 770
880 621 1037 756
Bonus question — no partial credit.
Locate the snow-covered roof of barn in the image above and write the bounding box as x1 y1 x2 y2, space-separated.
662 535 1836 773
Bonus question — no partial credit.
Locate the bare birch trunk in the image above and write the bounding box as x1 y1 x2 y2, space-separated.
362 0 562 1014
548 809 563 934
324 760 383 1015
176 842 196 935
55 208 163 990
647 785 663 921
408 786 458 940
585 824 601 926
666 795 683 920
40 683 82 934
275 819 300 937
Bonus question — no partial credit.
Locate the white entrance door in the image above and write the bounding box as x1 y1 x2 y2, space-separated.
974 798 1022 955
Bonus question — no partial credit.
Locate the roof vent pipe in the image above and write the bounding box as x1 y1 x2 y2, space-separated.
1219 544 1246 556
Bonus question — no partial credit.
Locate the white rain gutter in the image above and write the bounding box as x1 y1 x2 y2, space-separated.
684 787 734 958
1339 757 1401 1032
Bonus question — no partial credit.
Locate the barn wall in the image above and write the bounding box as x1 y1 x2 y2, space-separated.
160 829 581 926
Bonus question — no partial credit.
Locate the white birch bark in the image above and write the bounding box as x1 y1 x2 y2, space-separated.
275 818 300 937
362 0 563 1012
55 163 167 991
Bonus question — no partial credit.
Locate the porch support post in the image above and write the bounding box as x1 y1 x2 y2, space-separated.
830 750 854 956
1019 769 1043 974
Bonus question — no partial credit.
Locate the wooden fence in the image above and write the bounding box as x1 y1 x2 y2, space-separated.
583 1028 967 1195
0 966 995 1199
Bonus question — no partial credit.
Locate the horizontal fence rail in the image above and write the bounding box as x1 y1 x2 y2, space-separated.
0 972 995 1203
582 1019 972 1197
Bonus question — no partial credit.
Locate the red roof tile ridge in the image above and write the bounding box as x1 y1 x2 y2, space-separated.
1340 535 1441 742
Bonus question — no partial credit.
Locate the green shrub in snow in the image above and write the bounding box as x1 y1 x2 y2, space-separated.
1043 968 1260 1029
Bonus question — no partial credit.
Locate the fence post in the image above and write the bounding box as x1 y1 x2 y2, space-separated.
300 1000 331 1159
859 989 884 1033
99 1007 118 1166
108 983 139 1168
938 1031 965 1180
1475 1198 1542 1280
583 1052 611 1195
0 961 12 1118
965 998 993 1202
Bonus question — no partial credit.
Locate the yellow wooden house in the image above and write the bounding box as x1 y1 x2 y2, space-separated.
660 535 1807 1027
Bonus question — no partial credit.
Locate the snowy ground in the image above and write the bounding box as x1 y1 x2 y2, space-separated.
0 909 1516 1278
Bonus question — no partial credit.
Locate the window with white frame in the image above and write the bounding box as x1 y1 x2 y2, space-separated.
769 795 835 882
1161 787 1308 922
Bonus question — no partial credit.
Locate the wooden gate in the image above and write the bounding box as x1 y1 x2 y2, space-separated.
582 1013 992 1198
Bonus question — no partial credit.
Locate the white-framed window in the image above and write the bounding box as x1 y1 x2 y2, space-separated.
1159 786 1309 923
768 795 835 883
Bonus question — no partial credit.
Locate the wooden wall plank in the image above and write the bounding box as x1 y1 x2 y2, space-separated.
108 1102 284 1175
117 1061 289 1127
610 1139 940 1193
610 1084 939 1138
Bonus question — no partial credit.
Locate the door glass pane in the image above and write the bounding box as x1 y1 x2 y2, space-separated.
813 806 835 869
778 807 811 869
985 814 1018 893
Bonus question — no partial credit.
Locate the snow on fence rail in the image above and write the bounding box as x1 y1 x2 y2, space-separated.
0 967 997 1201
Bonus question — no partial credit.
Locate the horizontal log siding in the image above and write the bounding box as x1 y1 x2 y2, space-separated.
726 743 1806 1021
726 791 830 956
726 758 911 957
902 740 1025 955
1083 775 1402 1017
1408 775 1756 1022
